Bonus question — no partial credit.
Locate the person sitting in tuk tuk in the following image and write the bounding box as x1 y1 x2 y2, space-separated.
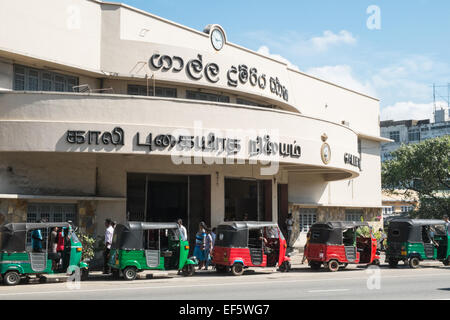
31 227 43 253
426 226 439 247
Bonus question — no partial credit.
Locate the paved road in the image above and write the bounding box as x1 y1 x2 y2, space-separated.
0 262 449 300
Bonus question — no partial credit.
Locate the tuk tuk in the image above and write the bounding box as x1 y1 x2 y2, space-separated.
108 221 197 280
212 221 291 276
385 219 449 268
0 222 89 286
305 221 380 272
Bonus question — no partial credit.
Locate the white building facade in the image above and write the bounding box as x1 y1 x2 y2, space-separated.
380 108 450 162
0 0 387 246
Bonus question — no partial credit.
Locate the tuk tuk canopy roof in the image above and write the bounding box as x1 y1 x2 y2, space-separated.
0 222 72 252
387 219 448 243
111 222 181 250
388 219 447 226
0 222 71 232
309 221 370 245
125 221 180 230
218 221 279 231
215 221 280 248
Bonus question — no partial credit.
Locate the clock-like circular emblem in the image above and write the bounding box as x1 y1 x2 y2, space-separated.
321 143 331 164
211 28 225 51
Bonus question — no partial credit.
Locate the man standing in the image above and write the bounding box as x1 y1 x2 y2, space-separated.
177 219 188 241
285 213 294 248
444 215 449 229
103 219 114 274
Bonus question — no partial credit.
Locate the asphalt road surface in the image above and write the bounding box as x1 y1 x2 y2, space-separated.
0 262 449 300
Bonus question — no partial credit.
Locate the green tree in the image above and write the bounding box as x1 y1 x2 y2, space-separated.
382 135 450 218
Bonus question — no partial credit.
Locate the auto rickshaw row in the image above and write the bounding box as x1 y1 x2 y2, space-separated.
0 218 448 285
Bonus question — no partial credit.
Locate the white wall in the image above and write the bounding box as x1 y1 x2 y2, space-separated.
0 0 102 70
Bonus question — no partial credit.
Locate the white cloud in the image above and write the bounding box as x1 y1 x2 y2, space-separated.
305 65 376 97
257 46 300 71
310 30 356 52
380 101 435 121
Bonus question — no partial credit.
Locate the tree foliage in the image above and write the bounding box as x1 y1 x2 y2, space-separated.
382 135 450 218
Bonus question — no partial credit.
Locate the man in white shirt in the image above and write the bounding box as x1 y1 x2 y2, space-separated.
103 219 114 274
177 219 188 241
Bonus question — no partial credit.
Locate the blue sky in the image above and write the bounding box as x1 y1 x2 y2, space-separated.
123 0 450 121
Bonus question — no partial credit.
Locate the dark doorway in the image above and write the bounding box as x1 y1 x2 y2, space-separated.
224 178 271 221
126 173 211 250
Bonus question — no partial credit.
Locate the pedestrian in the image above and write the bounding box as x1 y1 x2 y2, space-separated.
177 218 188 241
444 215 449 228
204 228 214 270
103 219 114 274
285 213 294 248
301 229 311 264
193 222 207 270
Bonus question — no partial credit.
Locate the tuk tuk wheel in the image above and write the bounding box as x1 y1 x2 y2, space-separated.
182 264 195 277
371 259 380 266
388 259 398 268
327 260 340 272
309 261 322 270
442 259 449 266
123 267 137 281
231 263 244 276
409 257 420 269
279 261 291 272
3 271 21 286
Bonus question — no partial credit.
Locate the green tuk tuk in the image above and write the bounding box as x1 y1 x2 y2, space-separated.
386 219 449 268
108 222 197 280
0 222 89 285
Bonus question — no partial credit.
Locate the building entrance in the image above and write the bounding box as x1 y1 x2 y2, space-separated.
126 173 210 247
224 178 272 221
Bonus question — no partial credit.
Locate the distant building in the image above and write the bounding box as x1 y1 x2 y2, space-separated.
380 108 450 162
382 190 418 219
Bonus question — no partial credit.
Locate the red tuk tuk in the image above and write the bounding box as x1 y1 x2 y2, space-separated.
212 221 291 276
305 221 380 272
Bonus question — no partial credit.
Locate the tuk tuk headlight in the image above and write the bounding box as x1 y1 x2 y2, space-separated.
184 245 189 250
76 247 82 252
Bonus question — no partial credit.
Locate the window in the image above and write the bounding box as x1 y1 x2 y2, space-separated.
382 206 394 215
27 203 77 224
27 69 39 91
299 208 317 232
408 128 420 142
127 84 177 98
345 209 363 222
26 203 78 246
14 65 25 90
186 90 230 103
236 98 268 108
13 65 78 92
401 206 413 213
389 131 400 143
